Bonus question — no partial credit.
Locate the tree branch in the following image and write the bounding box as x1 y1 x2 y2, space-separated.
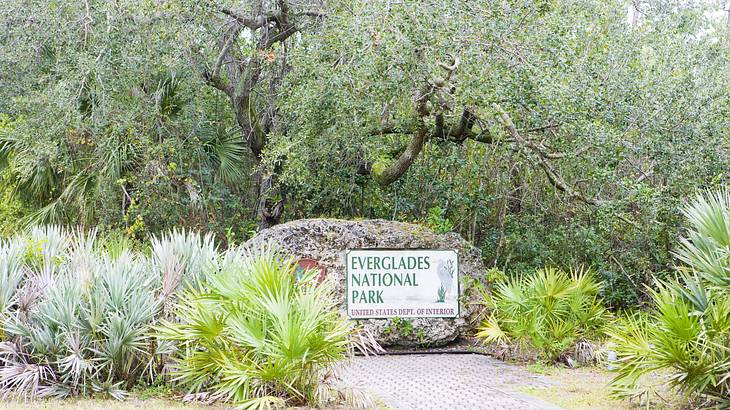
372 127 428 186
370 79 435 185
492 103 604 206
212 24 243 81
202 70 233 95
221 7 280 30
262 23 298 48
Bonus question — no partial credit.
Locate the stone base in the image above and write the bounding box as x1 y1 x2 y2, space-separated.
245 218 487 347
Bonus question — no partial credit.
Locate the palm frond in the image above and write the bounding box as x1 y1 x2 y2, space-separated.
199 124 248 184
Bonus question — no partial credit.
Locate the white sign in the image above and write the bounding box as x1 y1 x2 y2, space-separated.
346 249 459 319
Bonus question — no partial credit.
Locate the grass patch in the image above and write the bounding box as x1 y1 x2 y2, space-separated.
132 384 175 400
520 366 684 410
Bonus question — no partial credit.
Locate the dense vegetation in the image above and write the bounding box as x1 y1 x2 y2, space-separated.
157 246 370 408
0 227 213 399
472 190 730 408
609 190 730 407
1 0 728 308
1 1 730 407
0 227 372 408
477 267 611 363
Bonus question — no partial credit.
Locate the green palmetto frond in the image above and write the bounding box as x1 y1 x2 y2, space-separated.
20 170 100 227
478 265 610 362
669 270 709 312
681 188 730 247
14 155 61 202
97 133 140 183
675 189 730 287
476 314 509 345
0 123 19 169
238 395 287 410
609 189 730 404
528 267 573 320
198 123 248 184
156 243 357 407
490 276 526 315
154 72 184 120
569 266 602 297
607 312 657 399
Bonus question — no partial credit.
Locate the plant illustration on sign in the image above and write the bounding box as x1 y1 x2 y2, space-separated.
436 258 456 302
437 286 446 303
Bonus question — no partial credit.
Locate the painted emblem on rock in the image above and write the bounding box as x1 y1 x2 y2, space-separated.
295 258 327 283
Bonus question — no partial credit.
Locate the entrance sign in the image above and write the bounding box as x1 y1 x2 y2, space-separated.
346 249 459 319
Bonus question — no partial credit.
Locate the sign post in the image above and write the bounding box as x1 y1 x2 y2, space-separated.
346 249 459 319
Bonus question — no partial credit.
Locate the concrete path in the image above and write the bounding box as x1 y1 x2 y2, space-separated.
339 353 563 410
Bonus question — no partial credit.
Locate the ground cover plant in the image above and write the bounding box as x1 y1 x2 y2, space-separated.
609 189 730 407
477 267 612 363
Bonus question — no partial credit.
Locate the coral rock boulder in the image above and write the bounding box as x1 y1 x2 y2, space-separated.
245 219 487 347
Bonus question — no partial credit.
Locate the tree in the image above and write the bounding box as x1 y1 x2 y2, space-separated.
196 1 325 228
0 0 327 230
278 0 727 198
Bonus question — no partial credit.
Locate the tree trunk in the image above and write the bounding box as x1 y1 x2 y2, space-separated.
201 2 314 230
255 163 283 229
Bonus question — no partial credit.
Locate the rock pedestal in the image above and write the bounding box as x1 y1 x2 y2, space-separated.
245 219 487 347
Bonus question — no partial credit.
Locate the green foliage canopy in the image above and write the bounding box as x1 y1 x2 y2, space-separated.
0 0 729 305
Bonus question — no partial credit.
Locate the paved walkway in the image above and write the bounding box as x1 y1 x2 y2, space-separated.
339 353 563 410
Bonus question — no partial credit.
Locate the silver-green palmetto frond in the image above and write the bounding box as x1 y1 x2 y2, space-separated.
0 227 166 399
0 239 26 318
151 229 217 305
1 227 369 405
675 189 730 287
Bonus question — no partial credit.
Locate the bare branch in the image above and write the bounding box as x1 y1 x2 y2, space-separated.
438 55 460 76
493 103 604 206
221 7 280 30
262 23 298 48
212 24 243 81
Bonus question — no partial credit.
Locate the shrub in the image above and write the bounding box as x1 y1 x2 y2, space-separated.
477 266 611 363
156 245 373 409
609 189 730 406
0 226 213 399
0 227 375 406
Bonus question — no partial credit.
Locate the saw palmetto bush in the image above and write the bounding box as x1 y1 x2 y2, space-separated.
477 266 611 362
609 189 730 406
0 226 215 399
156 245 375 410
